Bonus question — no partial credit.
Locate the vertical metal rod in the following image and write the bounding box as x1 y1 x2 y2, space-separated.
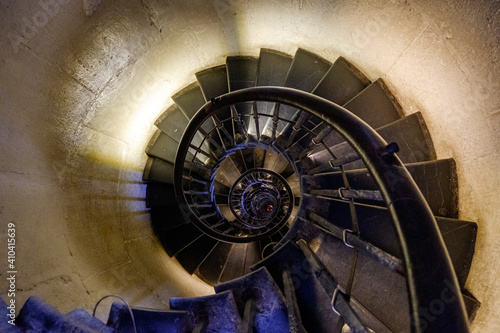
253 101 260 141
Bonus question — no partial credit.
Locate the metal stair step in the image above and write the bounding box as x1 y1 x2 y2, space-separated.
462 290 481 322
302 158 459 218
152 221 202 257
313 56 371 106
282 269 308 333
369 111 436 163
287 210 477 330
262 147 284 171
257 49 293 137
350 250 479 331
272 48 332 137
172 82 207 120
250 241 342 333
142 157 174 184
61 309 113 332
227 56 259 91
175 235 218 275
196 241 234 285
303 78 402 154
343 78 404 129
169 290 242 333
304 199 476 286
107 302 187 333
172 82 218 148
227 56 259 138
257 49 293 87
280 56 373 147
435 216 478 286
196 64 233 143
284 48 331 91
218 243 249 284
145 130 181 164
196 64 229 100
308 111 436 170
350 251 410 332
155 104 189 142
16 296 111 333
243 242 262 275
214 267 289 333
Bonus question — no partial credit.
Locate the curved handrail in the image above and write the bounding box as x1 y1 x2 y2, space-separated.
174 86 469 332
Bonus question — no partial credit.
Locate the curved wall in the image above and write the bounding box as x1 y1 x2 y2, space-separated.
0 0 499 330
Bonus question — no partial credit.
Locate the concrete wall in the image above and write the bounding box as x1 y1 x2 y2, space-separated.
0 0 498 330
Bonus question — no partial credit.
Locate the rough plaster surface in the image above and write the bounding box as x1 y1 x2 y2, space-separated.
0 0 499 330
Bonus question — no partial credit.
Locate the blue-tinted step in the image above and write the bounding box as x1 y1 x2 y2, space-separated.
107 302 187 333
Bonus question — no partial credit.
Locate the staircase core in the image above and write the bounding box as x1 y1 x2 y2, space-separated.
228 168 293 231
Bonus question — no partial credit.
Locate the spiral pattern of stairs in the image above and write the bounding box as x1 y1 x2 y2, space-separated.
5 48 480 332
139 48 480 332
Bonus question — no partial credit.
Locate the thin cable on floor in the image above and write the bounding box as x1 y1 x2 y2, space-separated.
92 295 138 333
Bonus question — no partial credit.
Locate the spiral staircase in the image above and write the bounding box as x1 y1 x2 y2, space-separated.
4 48 480 332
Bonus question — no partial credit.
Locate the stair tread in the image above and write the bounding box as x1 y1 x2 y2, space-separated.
214 267 289 333
107 302 186 333
196 64 229 100
155 105 189 142
308 112 436 170
243 241 262 275
271 49 332 137
219 243 248 283
61 309 113 333
282 62 374 155
251 241 342 333
289 217 476 331
227 56 259 91
196 64 234 143
142 157 174 184
376 111 436 162
436 216 478 286
152 219 202 257
304 198 476 286
146 130 181 164
302 158 459 218
302 218 359 289
226 56 258 135
350 251 410 332
170 290 242 333
16 297 111 333
313 56 371 106
196 241 234 285
175 235 218 275
284 48 331 91
342 78 403 129
257 49 293 137
257 49 293 87
172 82 207 120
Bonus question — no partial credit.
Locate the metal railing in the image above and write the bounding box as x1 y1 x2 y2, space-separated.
173 86 469 332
